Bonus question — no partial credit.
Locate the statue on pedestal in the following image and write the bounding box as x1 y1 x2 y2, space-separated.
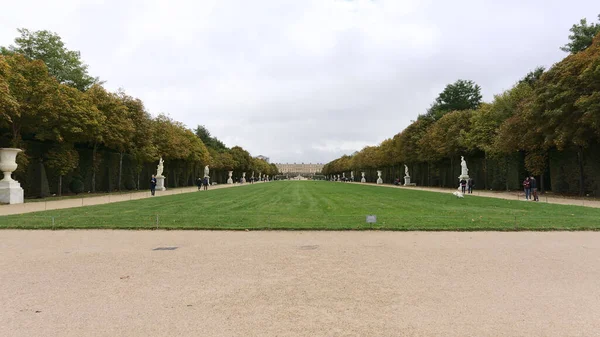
460 156 468 177
156 157 164 177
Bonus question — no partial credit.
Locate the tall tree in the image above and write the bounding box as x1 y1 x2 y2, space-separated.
45 143 79 196
1 28 99 91
118 91 157 189
519 67 545 87
560 14 600 54
535 33 600 195
0 54 57 147
426 79 482 120
195 125 227 151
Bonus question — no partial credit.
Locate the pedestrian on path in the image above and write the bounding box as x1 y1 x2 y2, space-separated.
460 179 467 194
196 177 202 190
523 177 531 200
530 176 538 201
203 177 209 191
468 178 474 194
150 175 157 196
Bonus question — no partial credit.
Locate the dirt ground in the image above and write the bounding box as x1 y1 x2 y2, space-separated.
1 231 599 337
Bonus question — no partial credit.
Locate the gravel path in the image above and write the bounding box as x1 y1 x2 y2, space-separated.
1 231 599 336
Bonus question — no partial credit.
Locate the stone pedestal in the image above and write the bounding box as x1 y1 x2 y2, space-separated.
404 176 411 186
377 178 383 184
361 178 366 183
0 180 24 204
156 176 166 191
227 171 233 184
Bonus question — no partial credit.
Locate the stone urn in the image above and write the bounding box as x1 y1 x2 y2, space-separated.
0 148 24 204
377 170 383 184
227 171 233 184
241 172 246 183
0 148 21 182
361 172 366 183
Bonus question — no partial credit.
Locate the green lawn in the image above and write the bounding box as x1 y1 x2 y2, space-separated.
2 181 599 230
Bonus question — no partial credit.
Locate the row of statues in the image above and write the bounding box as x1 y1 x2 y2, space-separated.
156 157 210 178
328 156 469 184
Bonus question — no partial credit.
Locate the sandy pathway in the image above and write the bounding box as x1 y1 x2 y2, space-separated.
1 230 599 337
355 182 600 208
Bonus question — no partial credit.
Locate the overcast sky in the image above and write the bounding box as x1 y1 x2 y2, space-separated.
1 0 597 163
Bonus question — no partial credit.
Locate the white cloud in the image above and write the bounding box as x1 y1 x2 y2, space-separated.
1 0 598 163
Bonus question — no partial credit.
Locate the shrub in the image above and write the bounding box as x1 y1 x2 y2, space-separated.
69 178 84 194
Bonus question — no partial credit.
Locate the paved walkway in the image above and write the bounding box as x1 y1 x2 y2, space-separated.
355 182 600 208
0 183 251 216
2 230 599 337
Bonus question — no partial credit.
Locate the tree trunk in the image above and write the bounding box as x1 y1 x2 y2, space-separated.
92 143 97 193
137 171 140 190
118 151 123 191
577 146 585 197
427 162 430 186
450 157 454 186
483 152 488 190
504 156 509 191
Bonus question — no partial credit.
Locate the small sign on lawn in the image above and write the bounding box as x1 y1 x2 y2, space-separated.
366 215 377 223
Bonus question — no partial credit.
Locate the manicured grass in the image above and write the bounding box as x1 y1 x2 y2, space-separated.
2 181 600 230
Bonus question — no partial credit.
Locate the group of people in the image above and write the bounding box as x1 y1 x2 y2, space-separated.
196 177 210 191
459 178 475 194
523 176 539 201
149 175 210 196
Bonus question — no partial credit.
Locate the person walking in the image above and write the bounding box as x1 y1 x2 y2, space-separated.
468 178 474 194
203 177 209 191
460 178 467 194
530 176 538 201
150 175 157 196
523 177 531 200
196 177 202 190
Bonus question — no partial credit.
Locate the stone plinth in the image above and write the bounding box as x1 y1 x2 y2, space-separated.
156 176 166 191
361 178 366 183
404 176 411 186
0 180 24 204
377 178 383 184
227 178 233 184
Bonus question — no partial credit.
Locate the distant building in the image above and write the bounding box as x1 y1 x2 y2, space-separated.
256 155 270 163
275 163 324 175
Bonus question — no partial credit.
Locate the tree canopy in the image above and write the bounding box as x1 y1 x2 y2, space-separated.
561 14 600 54
425 79 482 120
1 29 99 91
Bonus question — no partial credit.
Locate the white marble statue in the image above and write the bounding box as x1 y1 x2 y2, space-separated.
377 170 383 184
227 171 233 184
350 172 354 181
404 164 410 178
361 172 366 183
460 156 468 176
241 172 246 183
156 157 164 177
204 165 210 178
